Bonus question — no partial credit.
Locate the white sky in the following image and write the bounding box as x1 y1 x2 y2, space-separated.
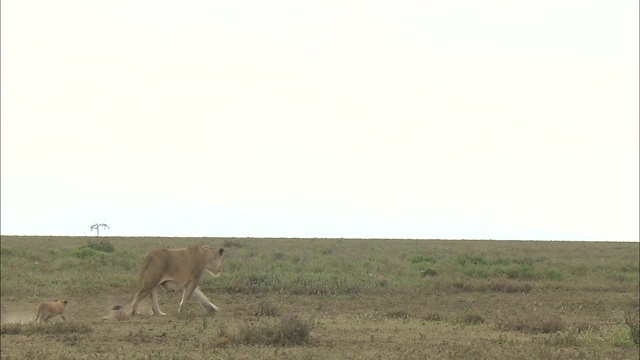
1 0 638 241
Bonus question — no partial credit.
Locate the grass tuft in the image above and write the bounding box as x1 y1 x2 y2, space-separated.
236 314 315 346
223 239 245 248
623 309 640 347
86 238 116 253
421 268 438 277
386 310 410 319
490 279 533 293
423 312 442 322
497 314 566 334
457 313 485 325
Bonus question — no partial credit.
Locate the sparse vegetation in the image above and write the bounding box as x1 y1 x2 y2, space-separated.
0 236 638 359
252 299 280 317
624 309 640 347
496 313 567 333
236 314 315 346
458 313 485 325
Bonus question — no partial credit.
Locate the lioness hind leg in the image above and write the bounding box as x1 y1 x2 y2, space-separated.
130 289 150 316
178 281 198 312
150 288 166 316
192 287 219 313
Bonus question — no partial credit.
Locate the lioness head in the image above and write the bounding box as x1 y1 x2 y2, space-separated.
204 247 224 277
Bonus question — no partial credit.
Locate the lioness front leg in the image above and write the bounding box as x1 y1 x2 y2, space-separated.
150 288 166 316
191 287 219 313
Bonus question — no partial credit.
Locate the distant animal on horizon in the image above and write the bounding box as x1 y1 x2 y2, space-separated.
34 299 68 323
112 245 224 316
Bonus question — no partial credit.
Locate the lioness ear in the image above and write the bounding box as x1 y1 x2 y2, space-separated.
219 248 224 256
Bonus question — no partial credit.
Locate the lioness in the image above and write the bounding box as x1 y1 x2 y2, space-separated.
115 245 224 316
35 299 68 323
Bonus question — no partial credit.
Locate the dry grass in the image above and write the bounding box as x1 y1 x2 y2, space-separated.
1 236 638 359
624 309 640 346
1 321 92 335
236 314 316 346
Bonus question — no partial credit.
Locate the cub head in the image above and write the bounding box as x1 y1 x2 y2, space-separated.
203 247 224 277
56 299 69 306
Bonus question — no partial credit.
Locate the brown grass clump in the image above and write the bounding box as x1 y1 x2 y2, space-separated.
496 314 566 333
423 312 442 322
457 313 485 325
236 314 315 346
452 280 534 294
569 320 599 333
252 299 280 317
623 309 640 346
386 310 410 319
490 279 533 294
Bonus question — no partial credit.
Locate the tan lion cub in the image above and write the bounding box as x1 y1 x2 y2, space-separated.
35 299 68 323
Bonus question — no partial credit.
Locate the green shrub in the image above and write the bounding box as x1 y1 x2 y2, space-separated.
86 239 115 253
503 264 535 280
545 269 564 281
456 253 486 266
421 268 438 277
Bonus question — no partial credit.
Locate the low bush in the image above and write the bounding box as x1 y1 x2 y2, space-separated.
70 247 107 260
86 239 116 253
421 268 438 277
236 314 315 346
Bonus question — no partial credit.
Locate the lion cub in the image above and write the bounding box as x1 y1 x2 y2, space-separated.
35 299 68 323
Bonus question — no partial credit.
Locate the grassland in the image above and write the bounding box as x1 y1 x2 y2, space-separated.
1 235 638 359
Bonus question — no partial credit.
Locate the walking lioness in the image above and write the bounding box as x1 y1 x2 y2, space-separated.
35 299 68 323
114 245 224 316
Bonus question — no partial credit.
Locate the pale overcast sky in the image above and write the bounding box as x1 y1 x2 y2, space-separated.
1 1 638 241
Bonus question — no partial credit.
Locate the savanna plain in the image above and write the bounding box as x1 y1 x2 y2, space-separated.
1 236 638 360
